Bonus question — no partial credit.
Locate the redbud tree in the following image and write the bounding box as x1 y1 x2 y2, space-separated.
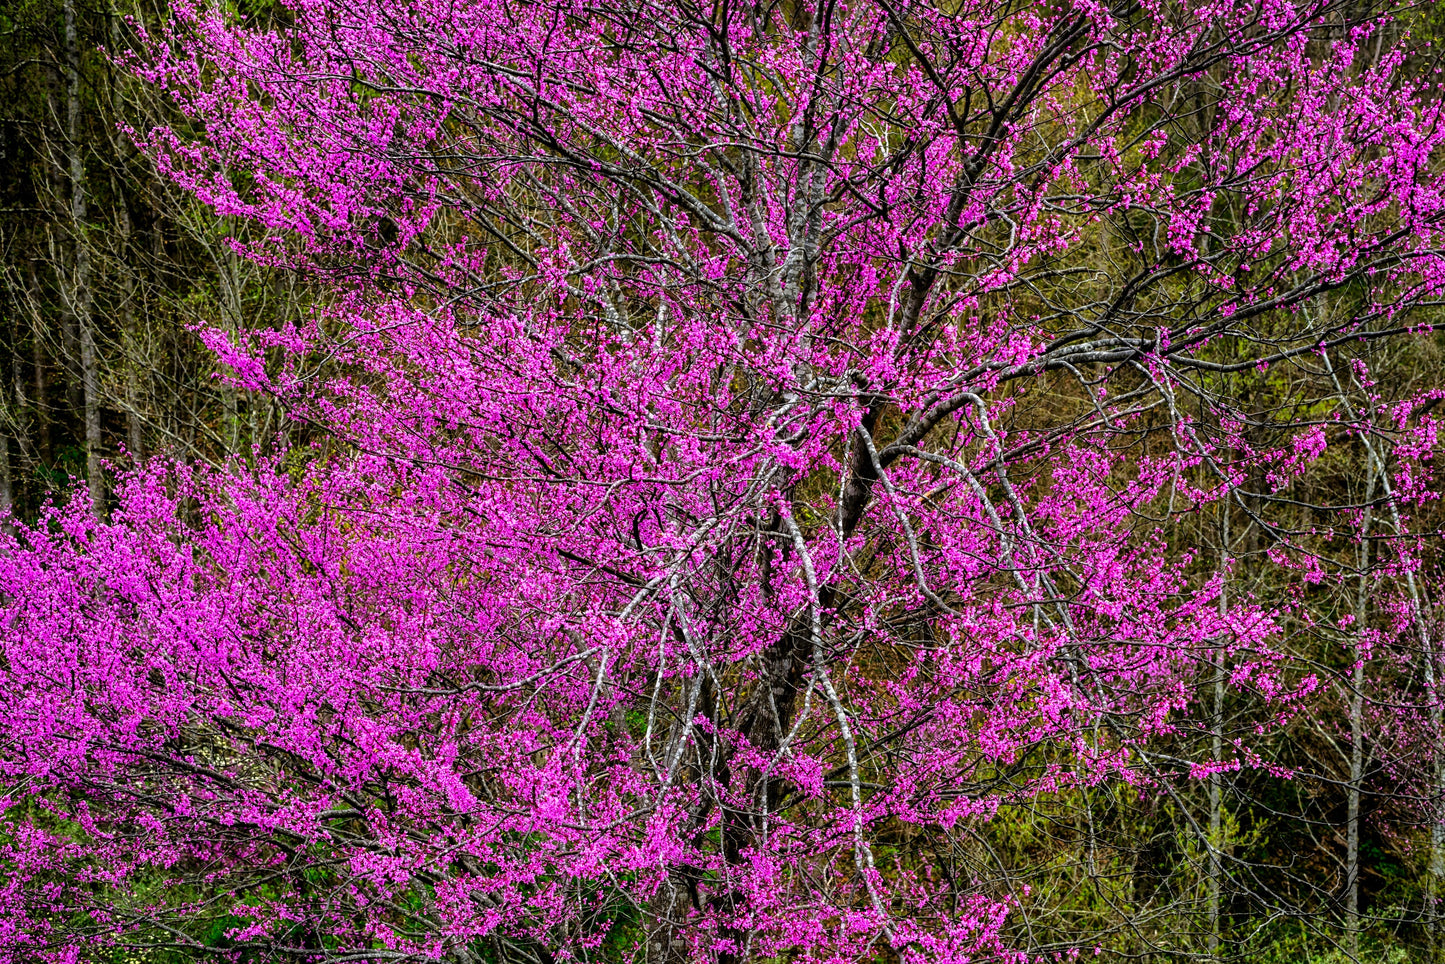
1 0 1443 960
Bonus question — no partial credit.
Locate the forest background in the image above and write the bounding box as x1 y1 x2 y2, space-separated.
5 0 1445 961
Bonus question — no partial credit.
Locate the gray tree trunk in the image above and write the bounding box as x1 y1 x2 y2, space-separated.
64 0 103 511
1208 507 1228 960
1346 474 1375 962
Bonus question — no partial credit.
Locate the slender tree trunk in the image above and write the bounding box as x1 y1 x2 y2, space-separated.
1346 657 1364 960
0 307 13 526
32 335 52 468
1208 507 1228 960
2 283 18 525
64 0 103 511
1375 454 1443 959
115 192 144 460
1427 635 1445 963
0 431 12 529
25 266 53 467
110 0 144 463
8 326 32 516
1346 479 1374 962
79 321 102 504
1430 697 1445 962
